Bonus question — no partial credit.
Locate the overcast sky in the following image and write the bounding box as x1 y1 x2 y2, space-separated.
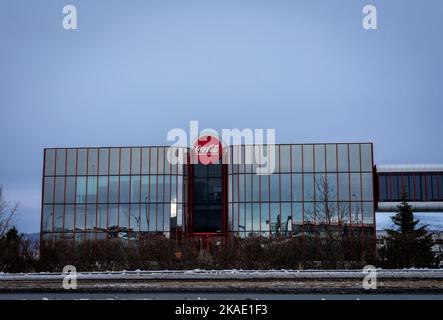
1 0 442 233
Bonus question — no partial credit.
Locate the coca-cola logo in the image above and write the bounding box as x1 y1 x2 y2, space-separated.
192 135 222 165
194 144 219 154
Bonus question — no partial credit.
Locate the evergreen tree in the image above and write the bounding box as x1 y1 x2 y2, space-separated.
382 193 435 268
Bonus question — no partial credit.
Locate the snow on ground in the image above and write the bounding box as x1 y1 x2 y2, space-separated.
0 269 442 281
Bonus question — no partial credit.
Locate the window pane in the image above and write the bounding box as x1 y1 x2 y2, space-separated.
378 175 386 201
53 205 65 232
431 175 439 200
157 175 165 202
314 144 325 173
109 148 120 175
327 173 338 201
260 176 269 202
120 148 131 175
391 175 399 200
108 176 119 203
108 204 118 230
130 203 141 233
238 146 245 173
252 174 260 202
270 174 279 201
65 205 75 232
245 203 252 233
150 148 158 174
292 173 302 202
361 144 372 172
56 149 66 175
76 176 86 204
119 204 129 230
88 148 98 175
291 145 302 172
244 145 253 171
413 174 422 201
363 202 374 225
401 174 410 199
281 203 291 237
44 149 56 176
269 203 280 237
238 174 245 202
253 203 260 235
66 149 77 175
141 148 150 174
439 174 443 200
120 176 130 203
350 173 361 201
349 144 360 172
131 147 141 175
326 144 337 172
97 204 107 231
44 177 54 204
292 202 303 224
261 203 269 233
337 144 349 172
98 176 108 203
280 145 291 173
55 177 65 204
87 176 97 203
302 145 313 172
131 176 141 203
148 203 157 232
77 149 87 175
75 204 85 230
99 148 109 175
150 176 158 202
281 174 291 201
86 205 96 230
362 173 373 201
65 176 76 203
140 203 148 232
304 173 314 201
338 173 349 201
245 174 251 201
157 148 165 174
42 205 53 233
140 176 149 203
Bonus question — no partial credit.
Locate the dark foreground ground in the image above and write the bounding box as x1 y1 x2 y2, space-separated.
0 270 442 299
1 293 443 300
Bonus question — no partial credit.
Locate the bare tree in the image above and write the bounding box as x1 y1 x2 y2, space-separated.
0 185 19 238
304 175 354 239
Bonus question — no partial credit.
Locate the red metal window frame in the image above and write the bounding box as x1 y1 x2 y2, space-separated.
39 150 47 243
347 144 352 240
138 147 142 240
51 149 57 242
62 149 68 240
301 145 305 240
336 144 341 238
84 148 89 242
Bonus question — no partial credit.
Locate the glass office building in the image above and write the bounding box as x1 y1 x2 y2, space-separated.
41 147 188 242
41 142 375 242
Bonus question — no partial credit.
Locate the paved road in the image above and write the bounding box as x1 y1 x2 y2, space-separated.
1 292 443 300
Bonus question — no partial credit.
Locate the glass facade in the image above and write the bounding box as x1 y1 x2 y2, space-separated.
41 142 376 242
227 143 375 239
378 172 443 202
41 147 188 242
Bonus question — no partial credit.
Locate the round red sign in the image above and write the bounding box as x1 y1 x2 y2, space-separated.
192 135 222 165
